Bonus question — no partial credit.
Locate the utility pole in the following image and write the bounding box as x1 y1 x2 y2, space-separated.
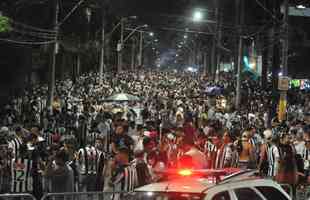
138 31 143 68
261 27 269 89
204 52 208 76
47 0 59 113
117 18 124 73
216 11 222 81
282 0 289 77
270 0 282 123
235 0 244 108
99 6 105 84
278 0 289 122
236 36 243 108
211 1 219 80
234 0 240 74
131 37 136 70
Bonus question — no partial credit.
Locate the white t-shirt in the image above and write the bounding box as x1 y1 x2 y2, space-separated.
295 141 305 156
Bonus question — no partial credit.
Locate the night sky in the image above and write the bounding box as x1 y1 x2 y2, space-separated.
0 0 310 103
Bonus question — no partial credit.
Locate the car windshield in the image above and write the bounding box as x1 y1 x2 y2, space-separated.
125 192 205 200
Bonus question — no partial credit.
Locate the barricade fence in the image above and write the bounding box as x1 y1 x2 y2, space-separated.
1 187 310 200
41 192 129 200
296 186 310 200
0 193 36 200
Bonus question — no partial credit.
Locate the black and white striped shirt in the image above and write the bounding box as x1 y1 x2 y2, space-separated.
95 151 107 190
77 146 99 175
8 137 23 159
204 141 217 154
111 163 138 200
302 148 310 170
87 132 99 146
11 158 33 193
43 131 53 146
266 144 280 177
215 145 233 169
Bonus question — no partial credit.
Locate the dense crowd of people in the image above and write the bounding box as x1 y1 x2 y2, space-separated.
0 70 310 199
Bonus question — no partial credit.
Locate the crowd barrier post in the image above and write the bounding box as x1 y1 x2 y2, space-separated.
296 186 310 200
40 191 128 200
0 193 37 200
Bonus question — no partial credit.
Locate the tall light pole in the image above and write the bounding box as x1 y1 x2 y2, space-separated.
138 31 143 67
137 31 153 68
117 18 124 73
131 37 136 70
120 24 148 70
192 9 215 78
47 0 59 113
278 0 289 122
99 5 105 84
235 0 244 108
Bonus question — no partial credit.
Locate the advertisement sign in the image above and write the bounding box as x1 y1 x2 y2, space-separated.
278 76 290 91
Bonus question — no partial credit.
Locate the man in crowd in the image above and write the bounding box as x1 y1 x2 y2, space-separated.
43 149 74 193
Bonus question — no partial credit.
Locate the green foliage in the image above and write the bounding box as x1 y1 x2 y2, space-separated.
0 15 11 32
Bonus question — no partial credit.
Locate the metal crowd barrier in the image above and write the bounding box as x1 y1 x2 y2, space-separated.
0 193 37 200
41 192 129 200
296 186 310 200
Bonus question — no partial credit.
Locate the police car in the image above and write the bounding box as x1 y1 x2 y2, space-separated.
128 169 292 200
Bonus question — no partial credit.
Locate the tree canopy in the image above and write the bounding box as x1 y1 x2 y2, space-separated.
0 15 11 32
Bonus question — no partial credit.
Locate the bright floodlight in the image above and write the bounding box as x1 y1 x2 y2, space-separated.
297 4 306 9
149 32 154 36
193 11 203 22
184 35 188 39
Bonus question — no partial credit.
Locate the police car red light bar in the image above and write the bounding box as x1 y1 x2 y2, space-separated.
178 169 193 176
166 168 242 181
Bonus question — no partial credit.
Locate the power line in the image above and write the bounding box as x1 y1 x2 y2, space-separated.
260 38 281 51
8 18 57 33
243 22 273 38
11 28 57 39
0 38 56 45
58 0 85 27
254 0 282 23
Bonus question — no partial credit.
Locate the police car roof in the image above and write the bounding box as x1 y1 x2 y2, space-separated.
135 169 262 194
135 177 215 194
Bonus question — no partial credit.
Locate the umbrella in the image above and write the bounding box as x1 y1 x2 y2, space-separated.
205 86 223 96
105 93 141 102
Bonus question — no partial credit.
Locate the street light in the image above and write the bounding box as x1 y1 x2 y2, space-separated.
193 10 203 22
149 32 154 36
85 7 92 23
296 4 306 9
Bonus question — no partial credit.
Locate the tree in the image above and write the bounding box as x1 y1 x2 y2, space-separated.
0 15 10 32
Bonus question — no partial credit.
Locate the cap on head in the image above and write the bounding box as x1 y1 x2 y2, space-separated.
0 126 9 133
263 129 273 139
